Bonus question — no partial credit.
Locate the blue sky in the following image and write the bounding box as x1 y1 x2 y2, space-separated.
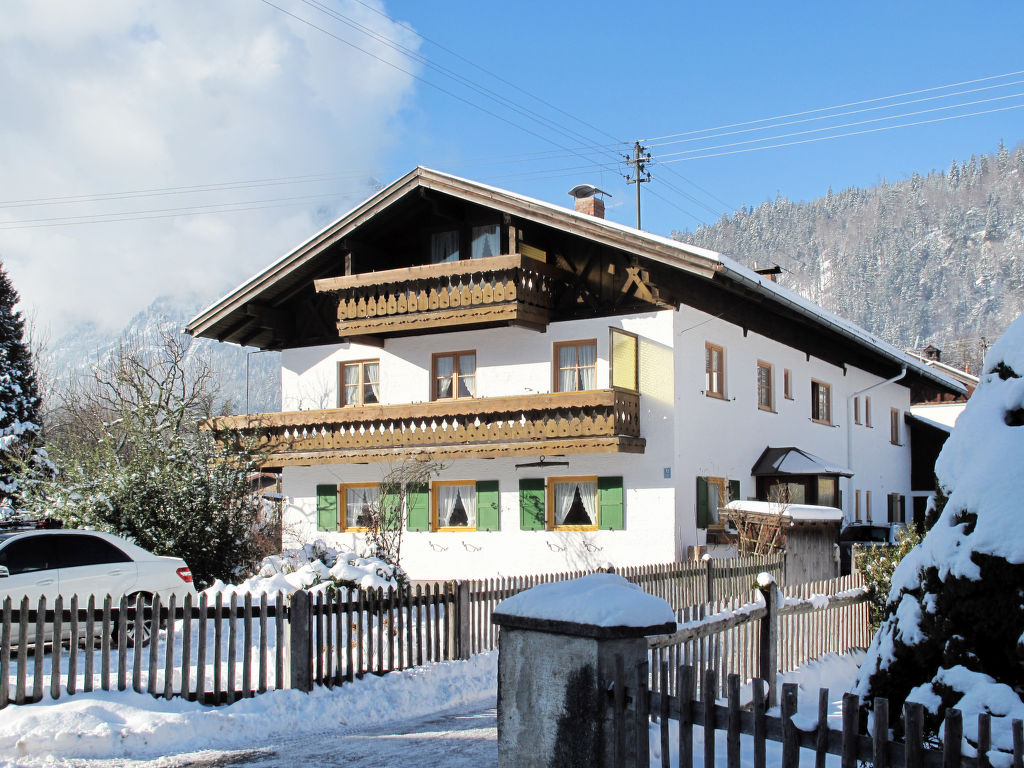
1 1 1021 335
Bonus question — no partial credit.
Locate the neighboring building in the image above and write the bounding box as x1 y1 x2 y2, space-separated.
187 168 965 580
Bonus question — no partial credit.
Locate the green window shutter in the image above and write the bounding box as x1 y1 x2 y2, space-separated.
696 477 709 529
406 483 429 532
598 476 624 530
476 480 500 531
728 479 741 505
519 479 546 530
316 484 338 531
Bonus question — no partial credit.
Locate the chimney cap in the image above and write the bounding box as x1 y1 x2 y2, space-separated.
568 184 611 200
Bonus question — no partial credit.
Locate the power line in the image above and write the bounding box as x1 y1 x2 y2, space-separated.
657 102 1024 164
642 68 1024 143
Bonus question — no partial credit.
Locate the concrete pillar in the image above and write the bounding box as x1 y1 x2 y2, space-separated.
492 577 675 768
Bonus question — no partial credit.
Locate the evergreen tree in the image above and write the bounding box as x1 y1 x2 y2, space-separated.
0 261 51 515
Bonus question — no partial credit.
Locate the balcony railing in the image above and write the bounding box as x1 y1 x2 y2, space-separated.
211 389 644 466
313 253 571 337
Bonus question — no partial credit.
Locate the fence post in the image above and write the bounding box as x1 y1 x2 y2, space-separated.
289 590 313 692
757 573 779 707
455 581 471 661
704 554 714 603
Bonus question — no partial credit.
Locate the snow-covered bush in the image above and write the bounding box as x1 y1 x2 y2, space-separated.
855 312 1024 753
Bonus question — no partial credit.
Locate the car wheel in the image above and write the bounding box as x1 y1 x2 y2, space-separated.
113 592 155 648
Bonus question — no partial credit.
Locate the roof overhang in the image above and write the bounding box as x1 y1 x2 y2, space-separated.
751 446 854 478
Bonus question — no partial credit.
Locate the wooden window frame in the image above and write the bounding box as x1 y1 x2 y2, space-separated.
425 217 505 264
783 368 793 400
810 379 832 425
431 480 478 532
890 408 901 445
431 350 477 401
609 328 639 392
756 361 775 412
865 396 872 427
339 482 379 532
854 490 861 522
865 490 873 522
547 475 600 531
705 476 727 530
553 339 598 393
338 359 380 407
705 342 726 399
853 396 861 425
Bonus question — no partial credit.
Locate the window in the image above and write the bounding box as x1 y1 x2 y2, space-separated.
57 535 132 568
890 408 901 445
854 396 861 425
433 481 478 530
0 536 55 574
811 380 831 424
697 476 740 528
610 329 638 391
554 340 597 392
433 351 476 400
756 361 774 411
549 477 599 530
865 396 872 427
705 343 725 398
887 493 904 524
865 490 873 521
471 224 500 259
783 369 793 399
430 229 460 263
340 360 380 406
341 483 379 531
854 490 861 522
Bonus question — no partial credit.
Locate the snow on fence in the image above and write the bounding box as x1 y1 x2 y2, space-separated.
0 553 787 710
647 572 870 704
612 664 1024 768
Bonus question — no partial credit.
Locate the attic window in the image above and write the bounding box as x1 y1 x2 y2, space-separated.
430 230 460 263
471 224 500 259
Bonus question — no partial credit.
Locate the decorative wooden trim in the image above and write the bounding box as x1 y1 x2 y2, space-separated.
553 339 598 393
547 476 600 531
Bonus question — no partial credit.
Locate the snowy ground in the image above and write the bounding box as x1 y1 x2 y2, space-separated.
0 650 865 768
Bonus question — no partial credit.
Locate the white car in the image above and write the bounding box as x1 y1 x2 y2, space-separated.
0 526 197 645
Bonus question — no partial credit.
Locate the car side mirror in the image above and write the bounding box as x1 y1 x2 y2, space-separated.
0 565 8 578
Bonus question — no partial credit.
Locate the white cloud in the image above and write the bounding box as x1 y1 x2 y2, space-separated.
0 0 420 337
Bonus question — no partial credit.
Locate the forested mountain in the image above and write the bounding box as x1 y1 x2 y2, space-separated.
44 295 280 415
674 142 1024 371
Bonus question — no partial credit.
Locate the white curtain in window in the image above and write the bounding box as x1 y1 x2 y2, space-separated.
707 483 720 525
471 225 499 259
558 346 576 392
578 343 596 390
346 486 379 528
438 484 476 528
554 480 597 526
364 362 380 403
343 364 360 404
435 356 454 398
458 354 476 397
431 230 460 263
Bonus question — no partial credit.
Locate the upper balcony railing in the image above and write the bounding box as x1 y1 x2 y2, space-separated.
313 253 571 337
211 388 644 466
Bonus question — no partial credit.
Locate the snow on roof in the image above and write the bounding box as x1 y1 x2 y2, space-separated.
723 500 844 523
494 572 675 628
750 446 853 477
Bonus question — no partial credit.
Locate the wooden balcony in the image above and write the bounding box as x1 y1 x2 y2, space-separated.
211 389 645 466
313 253 571 337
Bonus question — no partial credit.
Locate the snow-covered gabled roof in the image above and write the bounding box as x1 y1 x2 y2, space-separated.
187 167 965 396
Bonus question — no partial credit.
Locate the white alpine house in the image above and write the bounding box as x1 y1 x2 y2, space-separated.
187 168 965 580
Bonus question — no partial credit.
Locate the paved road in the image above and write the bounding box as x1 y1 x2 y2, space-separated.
180 705 497 768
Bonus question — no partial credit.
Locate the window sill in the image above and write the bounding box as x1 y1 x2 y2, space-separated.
811 418 833 426
551 525 599 532
436 527 479 533
758 405 776 414
706 391 727 401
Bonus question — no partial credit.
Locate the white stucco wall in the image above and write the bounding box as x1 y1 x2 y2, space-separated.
277 306 916 578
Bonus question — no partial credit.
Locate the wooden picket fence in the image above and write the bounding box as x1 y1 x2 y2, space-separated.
610 663 1024 768
647 572 870 703
1 553 787 710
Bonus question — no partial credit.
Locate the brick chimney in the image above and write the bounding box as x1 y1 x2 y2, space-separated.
574 195 605 219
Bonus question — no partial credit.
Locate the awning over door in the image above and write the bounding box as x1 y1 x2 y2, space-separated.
750 446 853 477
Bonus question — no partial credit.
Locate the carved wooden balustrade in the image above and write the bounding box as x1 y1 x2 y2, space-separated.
313 253 571 336
212 389 644 466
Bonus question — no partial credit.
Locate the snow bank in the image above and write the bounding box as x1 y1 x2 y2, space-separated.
0 653 497 766
494 573 675 627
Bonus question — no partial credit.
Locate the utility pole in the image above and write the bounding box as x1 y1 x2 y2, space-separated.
623 141 651 229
